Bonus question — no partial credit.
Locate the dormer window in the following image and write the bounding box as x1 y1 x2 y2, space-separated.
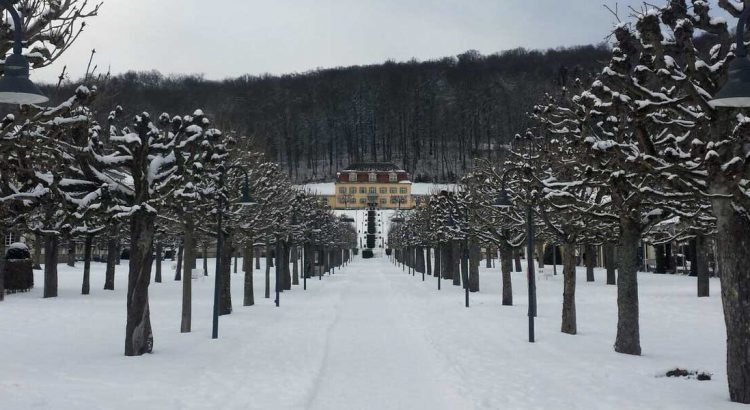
349 172 358 182
389 172 398 182
368 173 377 182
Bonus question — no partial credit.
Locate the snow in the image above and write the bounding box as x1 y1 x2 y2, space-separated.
0 256 737 409
410 183 458 195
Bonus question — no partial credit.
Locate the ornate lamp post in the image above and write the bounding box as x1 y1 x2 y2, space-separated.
212 165 255 339
0 0 48 104
710 5 750 107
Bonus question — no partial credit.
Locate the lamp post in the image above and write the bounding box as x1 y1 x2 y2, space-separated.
0 0 48 104
212 165 255 339
710 5 750 107
493 169 536 343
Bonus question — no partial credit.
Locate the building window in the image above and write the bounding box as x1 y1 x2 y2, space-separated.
368 173 377 182
4 232 17 246
359 198 366 204
339 187 347 194
400 188 407 194
338 197 345 203
380 187 387 194
349 172 358 182
349 187 356 194
369 187 377 194
360 187 367 194
389 173 398 182
380 198 387 204
390 187 397 194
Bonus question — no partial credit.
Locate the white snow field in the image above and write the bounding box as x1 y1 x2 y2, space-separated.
0 256 739 409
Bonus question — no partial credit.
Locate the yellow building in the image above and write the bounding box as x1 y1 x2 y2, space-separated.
329 163 414 210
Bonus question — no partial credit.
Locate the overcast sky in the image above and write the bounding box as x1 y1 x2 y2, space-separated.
33 0 731 83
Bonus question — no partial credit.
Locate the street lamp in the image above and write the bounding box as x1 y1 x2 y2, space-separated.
710 5 750 107
0 0 48 104
493 170 537 343
212 165 254 340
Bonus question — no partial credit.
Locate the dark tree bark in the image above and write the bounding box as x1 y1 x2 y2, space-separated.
468 239 480 292
124 213 155 356
485 246 493 268
174 241 184 281
452 240 461 287
514 248 522 272
243 242 254 306
713 198 750 402
304 243 313 279
33 233 42 270
585 244 596 282
614 218 641 356
500 244 513 305
440 243 451 279
561 244 577 335
695 235 709 297
654 244 667 274
154 240 162 283
665 242 675 273
434 244 441 277
604 243 616 286
66 236 76 267
82 235 93 295
44 234 58 298
292 246 299 285
460 242 469 288
203 242 209 276
255 247 261 270
283 241 292 290
415 246 425 274
0 235 5 302
104 225 118 290
219 233 233 315
426 247 432 277
265 245 271 298
181 219 195 333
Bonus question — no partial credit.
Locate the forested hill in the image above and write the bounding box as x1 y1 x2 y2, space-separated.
49 45 611 183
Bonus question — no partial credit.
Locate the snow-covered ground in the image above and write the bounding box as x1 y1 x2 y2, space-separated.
0 256 738 409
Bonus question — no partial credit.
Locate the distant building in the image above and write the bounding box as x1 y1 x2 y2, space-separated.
331 163 414 209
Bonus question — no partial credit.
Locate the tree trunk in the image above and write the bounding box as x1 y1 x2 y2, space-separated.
486 247 493 269
124 213 155 356
304 243 313 279
536 241 545 269
514 248 522 272
154 240 162 283
265 245 271 298
585 244 596 282
174 241 183 281
44 234 58 298
82 235 93 295
67 236 76 267
440 243 451 279
203 242 209 276
426 247 432 277
460 242 469 288
713 198 750 403
243 242 254 306
500 244 513 306
255 247 261 270
604 243 616 286
181 218 195 333
33 233 42 270
695 235 709 297
561 243 577 335
654 243 667 273
415 246 425 274
283 242 291 290
434 244 441 277
614 217 641 356
0 234 5 302
452 240 461 286
468 239 480 292
219 232 233 315
104 225 118 290
292 246 299 285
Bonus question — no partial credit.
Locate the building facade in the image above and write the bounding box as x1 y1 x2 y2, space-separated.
328 163 415 210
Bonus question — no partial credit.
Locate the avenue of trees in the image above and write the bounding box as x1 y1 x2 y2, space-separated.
0 0 356 356
389 0 750 404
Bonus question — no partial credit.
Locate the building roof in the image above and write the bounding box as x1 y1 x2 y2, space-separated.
341 162 404 172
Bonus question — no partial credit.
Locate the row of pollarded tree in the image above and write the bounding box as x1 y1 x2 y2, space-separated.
0 84 356 356
389 0 750 403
